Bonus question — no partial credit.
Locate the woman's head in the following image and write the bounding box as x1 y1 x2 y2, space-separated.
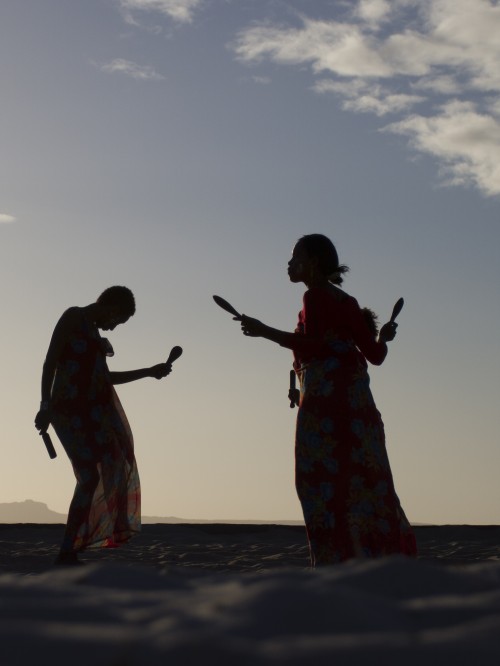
290 234 349 286
96 286 136 330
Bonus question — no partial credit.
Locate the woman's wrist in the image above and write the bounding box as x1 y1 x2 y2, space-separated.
377 336 388 345
40 400 51 411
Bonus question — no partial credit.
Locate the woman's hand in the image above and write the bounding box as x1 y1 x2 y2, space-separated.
379 321 398 342
288 388 300 407
149 363 172 380
240 315 267 338
34 409 51 433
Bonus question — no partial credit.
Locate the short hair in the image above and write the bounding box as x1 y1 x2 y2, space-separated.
97 286 136 317
298 234 349 286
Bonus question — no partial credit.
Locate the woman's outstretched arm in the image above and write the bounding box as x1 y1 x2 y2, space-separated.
109 363 171 385
240 315 298 347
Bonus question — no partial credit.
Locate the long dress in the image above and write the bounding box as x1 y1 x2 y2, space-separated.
50 308 140 551
287 286 416 565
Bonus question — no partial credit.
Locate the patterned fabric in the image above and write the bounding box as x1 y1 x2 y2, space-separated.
290 287 416 566
51 308 140 551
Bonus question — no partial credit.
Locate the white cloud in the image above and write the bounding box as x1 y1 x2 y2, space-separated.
232 0 500 196
235 2 500 87
384 101 500 196
234 20 394 77
411 75 462 96
314 79 424 116
252 75 272 86
117 0 203 24
0 213 16 224
487 97 500 119
344 92 424 116
100 58 164 80
355 0 392 25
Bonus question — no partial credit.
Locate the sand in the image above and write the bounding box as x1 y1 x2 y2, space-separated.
1 524 500 664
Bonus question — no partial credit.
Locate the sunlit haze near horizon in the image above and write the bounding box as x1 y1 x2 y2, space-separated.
1 0 499 524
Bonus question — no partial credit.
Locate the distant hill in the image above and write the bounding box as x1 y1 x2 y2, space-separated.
0 500 66 523
0 500 302 525
141 515 303 526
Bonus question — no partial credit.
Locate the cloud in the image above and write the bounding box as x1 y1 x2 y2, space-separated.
100 58 164 80
411 76 462 96
355 0 392 25
314 79 425 116
0 213 16 224
384 101 500 196
252 75 272 86
116 0 203 25
233 19 395 78
232 0 500 196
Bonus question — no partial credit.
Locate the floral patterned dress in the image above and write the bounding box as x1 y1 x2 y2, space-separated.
50 308 140 551
287 286 416 565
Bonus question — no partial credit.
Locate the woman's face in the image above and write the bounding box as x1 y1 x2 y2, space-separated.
98 306 130 331
287 241 313 283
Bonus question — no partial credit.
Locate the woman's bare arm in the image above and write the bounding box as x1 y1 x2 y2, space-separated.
35 308 80 431
109 363 171 385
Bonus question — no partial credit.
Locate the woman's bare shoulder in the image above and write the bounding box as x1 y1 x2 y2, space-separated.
325 284 353 303
54 307 84 333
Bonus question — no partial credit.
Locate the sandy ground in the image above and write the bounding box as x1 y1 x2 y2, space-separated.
2 524 500 665
1 523 500 574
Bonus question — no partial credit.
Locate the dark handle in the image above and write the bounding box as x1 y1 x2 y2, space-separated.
41 431 57 459
289 370 296 409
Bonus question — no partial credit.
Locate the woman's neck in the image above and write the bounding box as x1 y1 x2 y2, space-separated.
304 277 330 289
82 303 101 326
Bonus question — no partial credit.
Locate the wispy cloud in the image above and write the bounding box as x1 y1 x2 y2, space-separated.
100 58 164 80
314 79 425 116
384 101 500 196
116 0 203 25
252 75 272 86
232 0 500 197
0 213 16 224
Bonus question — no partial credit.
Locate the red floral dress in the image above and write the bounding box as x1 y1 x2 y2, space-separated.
286 286 416 565
50 308 140 551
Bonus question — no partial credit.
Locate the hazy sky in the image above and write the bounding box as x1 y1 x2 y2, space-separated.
1 0 499 524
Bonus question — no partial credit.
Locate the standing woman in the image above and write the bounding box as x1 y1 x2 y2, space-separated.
35 286 172 565
239 235 416 566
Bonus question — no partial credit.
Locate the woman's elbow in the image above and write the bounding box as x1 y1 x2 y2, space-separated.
367 346 388 366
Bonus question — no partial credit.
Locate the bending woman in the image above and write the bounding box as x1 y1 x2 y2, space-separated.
239 234 416 566
35 286 172 565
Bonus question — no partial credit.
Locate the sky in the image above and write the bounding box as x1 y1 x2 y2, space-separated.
1 0 499 524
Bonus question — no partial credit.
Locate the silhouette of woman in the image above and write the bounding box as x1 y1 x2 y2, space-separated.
239 235 416 566
35 286 173 565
